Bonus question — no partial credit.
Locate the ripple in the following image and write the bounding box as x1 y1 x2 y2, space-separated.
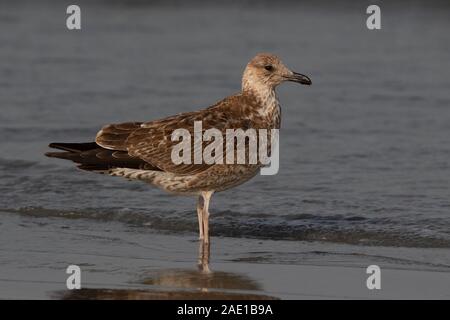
3 206 449 248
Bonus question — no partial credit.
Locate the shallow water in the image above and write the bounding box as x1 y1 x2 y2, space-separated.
0 0 450 298
1 211 449 299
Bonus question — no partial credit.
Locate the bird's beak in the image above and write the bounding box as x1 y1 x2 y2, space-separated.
288 72 312 85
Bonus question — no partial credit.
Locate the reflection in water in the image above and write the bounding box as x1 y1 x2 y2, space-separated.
142 241 260 291
142 269 261 292
198 240 210 273
59 288 277 300
57 241 277 300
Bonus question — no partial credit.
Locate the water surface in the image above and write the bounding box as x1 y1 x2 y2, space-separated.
0 0 449 298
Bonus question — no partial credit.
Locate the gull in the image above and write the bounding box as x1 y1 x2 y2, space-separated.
46 53 311 244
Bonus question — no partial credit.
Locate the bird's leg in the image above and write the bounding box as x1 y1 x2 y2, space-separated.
201 191 213 244
197 195 204 240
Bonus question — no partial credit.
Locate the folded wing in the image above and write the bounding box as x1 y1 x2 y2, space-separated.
94 94 263 176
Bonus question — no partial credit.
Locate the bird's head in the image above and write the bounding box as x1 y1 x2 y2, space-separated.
242 53 311 93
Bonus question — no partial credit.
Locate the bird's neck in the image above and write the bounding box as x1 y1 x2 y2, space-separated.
242 82 280 125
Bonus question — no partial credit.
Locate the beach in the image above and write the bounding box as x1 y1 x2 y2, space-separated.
1 210 449 299
0 0 449 299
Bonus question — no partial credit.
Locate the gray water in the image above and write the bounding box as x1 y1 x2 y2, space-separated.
1 0 450 261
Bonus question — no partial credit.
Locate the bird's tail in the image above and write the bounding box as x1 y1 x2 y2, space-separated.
45 142 158 172
45 142 106 171
47 142 99 153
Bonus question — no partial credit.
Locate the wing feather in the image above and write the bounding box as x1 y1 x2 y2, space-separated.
94 94 268 176
95 122 142 151
125 94 265 175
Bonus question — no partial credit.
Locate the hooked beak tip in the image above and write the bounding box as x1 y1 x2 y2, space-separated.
290 72 312 85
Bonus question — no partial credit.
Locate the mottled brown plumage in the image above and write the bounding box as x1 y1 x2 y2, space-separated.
46 53 311 244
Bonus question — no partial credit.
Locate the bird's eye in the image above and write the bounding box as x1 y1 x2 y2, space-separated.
264 65 273 71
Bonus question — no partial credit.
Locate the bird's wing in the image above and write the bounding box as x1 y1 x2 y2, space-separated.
95 122 143 151
124 95 257 175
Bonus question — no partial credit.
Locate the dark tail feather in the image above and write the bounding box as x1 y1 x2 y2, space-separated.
45 151 78 161
45 142 100 162
48 142 99 153
45 141 160 172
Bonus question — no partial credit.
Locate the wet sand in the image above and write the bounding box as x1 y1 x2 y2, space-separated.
1 211 449 300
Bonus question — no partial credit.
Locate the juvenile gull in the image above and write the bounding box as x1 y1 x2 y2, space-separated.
46 53 311 244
